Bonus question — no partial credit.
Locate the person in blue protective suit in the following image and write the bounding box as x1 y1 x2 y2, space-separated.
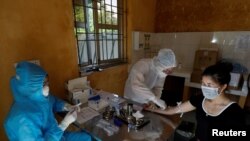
4 61 100 141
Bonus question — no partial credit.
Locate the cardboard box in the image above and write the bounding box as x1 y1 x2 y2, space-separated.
68 88 91 104
191 70 203 83
193 50 218 71
65 77 91 104
228 73 243 90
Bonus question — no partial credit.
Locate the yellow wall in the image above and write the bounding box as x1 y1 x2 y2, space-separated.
0 0 79 139
155 0 250 32
0 0 156 140
127 0 157 63
87 64 128 96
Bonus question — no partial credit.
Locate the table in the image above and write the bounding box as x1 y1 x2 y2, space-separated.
71 91 181 141
169 68 249 108
76 110 181 141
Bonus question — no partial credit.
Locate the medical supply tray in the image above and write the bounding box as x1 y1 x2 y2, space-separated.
115 109 150 130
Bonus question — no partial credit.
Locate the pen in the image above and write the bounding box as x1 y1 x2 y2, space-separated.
75 102 82 107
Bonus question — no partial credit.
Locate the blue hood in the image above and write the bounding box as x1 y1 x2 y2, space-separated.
5 61 95 141
11 61 48 102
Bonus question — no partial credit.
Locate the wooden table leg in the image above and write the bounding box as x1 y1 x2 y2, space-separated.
238 96 247 109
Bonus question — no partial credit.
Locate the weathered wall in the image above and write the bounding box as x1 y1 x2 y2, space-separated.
127 0 157 67
155 0 250 32
0 0 79 140
87 64 128 96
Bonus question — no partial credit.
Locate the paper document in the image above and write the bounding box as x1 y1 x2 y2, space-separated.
76 107 100 124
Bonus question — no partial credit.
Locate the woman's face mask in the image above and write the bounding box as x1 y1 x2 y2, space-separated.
201 86 220 99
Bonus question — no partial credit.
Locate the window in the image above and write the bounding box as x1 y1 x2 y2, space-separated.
72 0 127 72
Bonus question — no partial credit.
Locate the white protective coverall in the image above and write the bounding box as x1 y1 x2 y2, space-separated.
124 48 176 109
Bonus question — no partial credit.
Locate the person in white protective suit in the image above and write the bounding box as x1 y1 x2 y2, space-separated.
124 48 177 110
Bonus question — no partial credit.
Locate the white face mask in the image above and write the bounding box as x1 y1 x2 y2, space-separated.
42 86 50 97
201 86 220 99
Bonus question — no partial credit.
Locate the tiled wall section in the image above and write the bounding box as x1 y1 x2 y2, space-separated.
132 31 250 72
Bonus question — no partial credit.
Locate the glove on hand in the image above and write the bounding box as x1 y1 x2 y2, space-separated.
59 110 77 131
64 103 81 112
150 97 166 110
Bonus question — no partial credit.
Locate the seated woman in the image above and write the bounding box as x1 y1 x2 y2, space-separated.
145 62 247 141
4 61 100 141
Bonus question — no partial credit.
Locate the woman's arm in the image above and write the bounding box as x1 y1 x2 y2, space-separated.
145 100 196 116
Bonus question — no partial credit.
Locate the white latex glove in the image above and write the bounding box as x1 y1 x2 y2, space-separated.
59 110 77 131
150 97 166 110
63 103 81 112
133 111 144 120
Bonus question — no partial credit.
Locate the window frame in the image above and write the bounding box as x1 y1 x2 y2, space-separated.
72 0 127 72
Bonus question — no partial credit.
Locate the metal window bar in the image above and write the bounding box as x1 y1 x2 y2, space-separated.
72 2 82 65
104 1 108 62
99 2 105 62
73 0 127 69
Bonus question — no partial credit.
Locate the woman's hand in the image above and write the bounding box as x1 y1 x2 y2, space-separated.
143 102 166 114
146 102 159 110
143 103 177 115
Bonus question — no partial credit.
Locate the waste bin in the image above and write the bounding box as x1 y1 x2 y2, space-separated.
174 120 195 141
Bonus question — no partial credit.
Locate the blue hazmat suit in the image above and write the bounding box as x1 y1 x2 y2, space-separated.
4 61 94 141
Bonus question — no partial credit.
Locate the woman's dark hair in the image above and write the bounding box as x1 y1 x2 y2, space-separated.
202 61 233 85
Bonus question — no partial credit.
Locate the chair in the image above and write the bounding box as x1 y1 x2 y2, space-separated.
161 75 185 106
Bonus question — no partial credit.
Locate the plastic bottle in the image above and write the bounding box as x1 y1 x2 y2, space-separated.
111 94 120 116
